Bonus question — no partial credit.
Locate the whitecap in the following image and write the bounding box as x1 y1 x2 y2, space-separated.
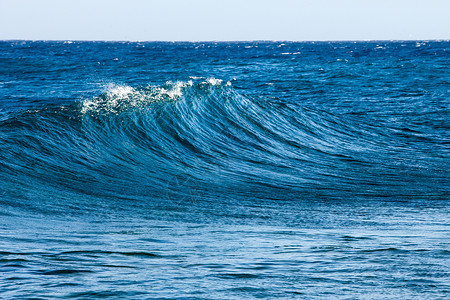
205 78 223 86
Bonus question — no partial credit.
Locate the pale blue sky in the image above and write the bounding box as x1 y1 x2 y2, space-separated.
1 0 449 41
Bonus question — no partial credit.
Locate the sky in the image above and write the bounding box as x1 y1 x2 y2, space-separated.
1 0 449 41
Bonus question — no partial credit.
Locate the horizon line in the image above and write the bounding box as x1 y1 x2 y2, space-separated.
1 38 449 43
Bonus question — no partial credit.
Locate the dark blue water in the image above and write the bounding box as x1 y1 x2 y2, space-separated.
0 41 449 299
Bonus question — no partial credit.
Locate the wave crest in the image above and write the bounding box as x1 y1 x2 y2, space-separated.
80 78 231 115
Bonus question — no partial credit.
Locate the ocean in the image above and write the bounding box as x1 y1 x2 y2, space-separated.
0 40 449 299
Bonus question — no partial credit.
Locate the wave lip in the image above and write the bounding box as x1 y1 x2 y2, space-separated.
81 81 185 115
80 78 233 116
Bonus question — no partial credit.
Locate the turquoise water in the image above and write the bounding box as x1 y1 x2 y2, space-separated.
0 41 449 299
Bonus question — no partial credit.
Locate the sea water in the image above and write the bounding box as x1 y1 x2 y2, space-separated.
0 41 449 299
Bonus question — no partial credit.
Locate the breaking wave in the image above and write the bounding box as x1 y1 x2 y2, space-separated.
0 78 447 213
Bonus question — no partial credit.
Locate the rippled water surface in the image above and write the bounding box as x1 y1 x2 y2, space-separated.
0 41 449 299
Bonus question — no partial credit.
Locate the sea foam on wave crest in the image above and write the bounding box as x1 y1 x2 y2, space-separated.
81 78 232 115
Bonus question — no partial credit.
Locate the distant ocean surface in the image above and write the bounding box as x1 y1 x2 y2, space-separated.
0 41 449 299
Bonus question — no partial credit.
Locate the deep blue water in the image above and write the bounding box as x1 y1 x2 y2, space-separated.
0 40 449 299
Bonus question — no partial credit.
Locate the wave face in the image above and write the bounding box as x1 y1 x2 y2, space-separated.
0 41 449 299
1 77 447 208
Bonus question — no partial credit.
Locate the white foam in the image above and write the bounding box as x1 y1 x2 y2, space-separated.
81 78 228 115
281 52 301 55
189 76 204 80
159 81 192 99
107 85 134 99
81 84 140 114
206 78 223 86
